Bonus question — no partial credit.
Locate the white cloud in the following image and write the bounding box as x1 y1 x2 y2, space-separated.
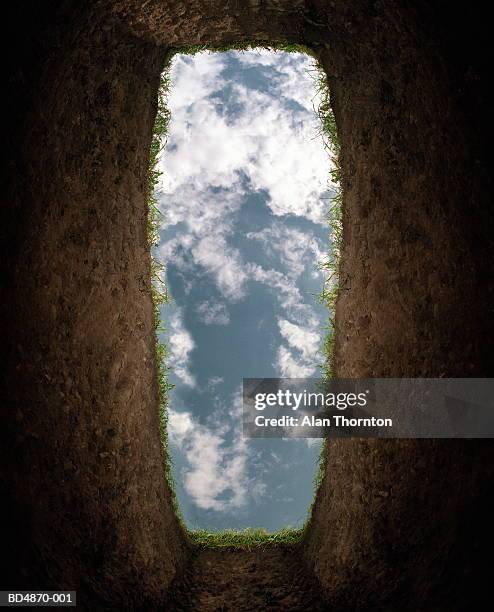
158 187 247 301
168 311 196 387
156 50 331 516
275 345 315 378
196 300 230 325
207 376 224 388
278 318 320 361
194 234 247 301
168 388 261 512
274 318 322 378
167 409 194 443
235 49 324 114
234 86 330 223
157 49 334 304
167 52 226 111
247 224 326 280
247 263 319 327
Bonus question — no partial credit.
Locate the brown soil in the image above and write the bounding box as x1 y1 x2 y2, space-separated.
2 1 494 610
166 547 328 611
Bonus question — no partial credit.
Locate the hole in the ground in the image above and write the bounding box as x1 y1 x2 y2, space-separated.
149 47 340 537
5 6 493 607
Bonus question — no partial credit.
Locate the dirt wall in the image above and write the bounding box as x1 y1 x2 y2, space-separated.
305 3 494 610
1 4 188 607
1 1 493 609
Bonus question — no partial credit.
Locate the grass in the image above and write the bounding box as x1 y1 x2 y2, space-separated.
305 62 341 529
189 527 304 549
312 66 342 384
147 42 341 547
147 65 185 523
175 41 318 58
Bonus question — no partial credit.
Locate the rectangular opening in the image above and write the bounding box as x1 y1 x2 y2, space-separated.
149 46 340 539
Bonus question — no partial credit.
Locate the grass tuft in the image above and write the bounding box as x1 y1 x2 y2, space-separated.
189 527 304 549
147 65 185 524
304 59 341 530
175 41 318 58
311 66 342 384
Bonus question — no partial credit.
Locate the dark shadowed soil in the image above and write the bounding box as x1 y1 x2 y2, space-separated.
166 546 328 611
2 1 494 609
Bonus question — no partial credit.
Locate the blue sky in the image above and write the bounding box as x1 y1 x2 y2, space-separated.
155 49 336 531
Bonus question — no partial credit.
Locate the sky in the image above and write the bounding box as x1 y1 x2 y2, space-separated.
155 49 336 532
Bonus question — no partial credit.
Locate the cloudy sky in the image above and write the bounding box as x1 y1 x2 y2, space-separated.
155 49 336 531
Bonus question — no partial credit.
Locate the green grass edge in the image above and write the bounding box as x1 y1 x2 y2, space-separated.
188 527 304 549
147 42 340 548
